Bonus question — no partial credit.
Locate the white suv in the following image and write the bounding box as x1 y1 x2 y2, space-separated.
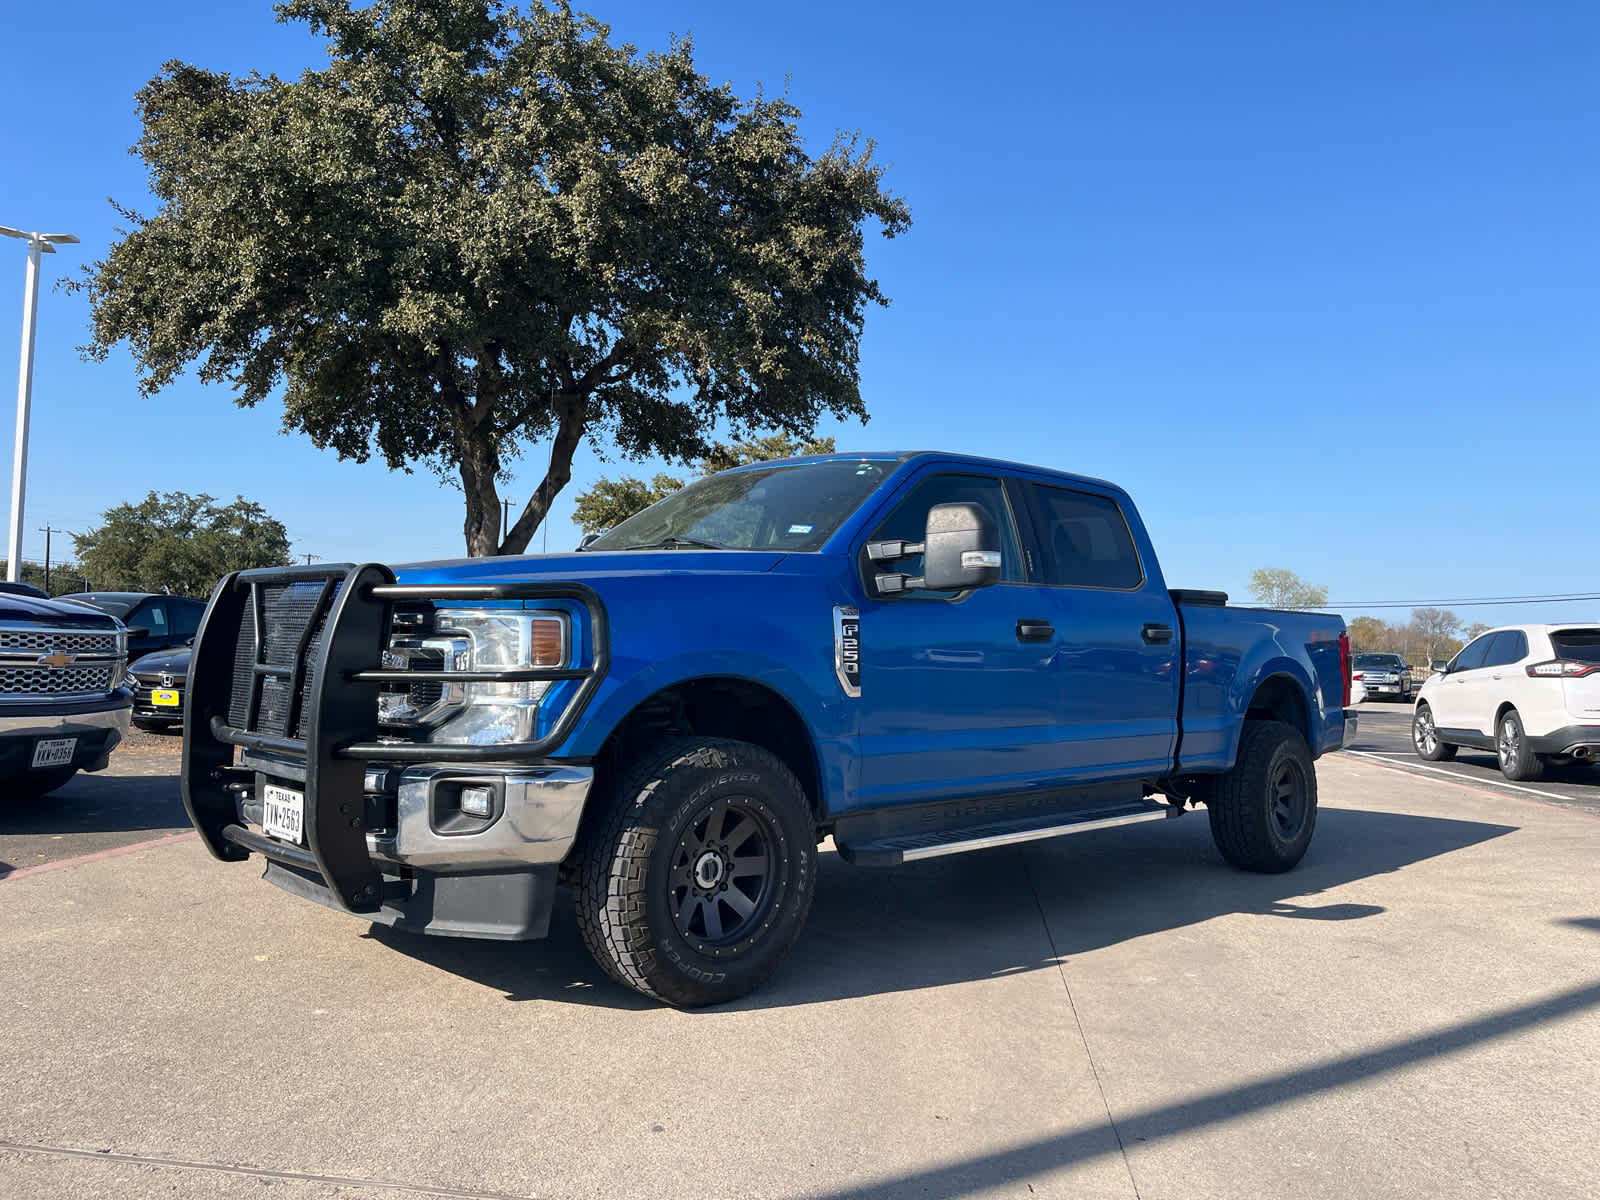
1412 624 1600 781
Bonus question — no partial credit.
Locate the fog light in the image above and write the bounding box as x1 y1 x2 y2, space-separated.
460 785 494 818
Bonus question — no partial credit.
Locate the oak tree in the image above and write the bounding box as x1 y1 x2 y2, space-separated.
78 0 909 556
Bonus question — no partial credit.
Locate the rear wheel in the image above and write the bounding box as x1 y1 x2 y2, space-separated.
574 737 816 1007
1207 721 1317 873
1497 709 1545 782
1412 704 1457 762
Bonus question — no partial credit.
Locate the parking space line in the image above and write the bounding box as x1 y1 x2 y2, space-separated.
1340 750 1596 815
0 830 197 884
0 1140 534 1199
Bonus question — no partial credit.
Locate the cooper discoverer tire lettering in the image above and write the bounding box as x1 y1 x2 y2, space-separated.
1207 720 1317 873
573 737 816 1007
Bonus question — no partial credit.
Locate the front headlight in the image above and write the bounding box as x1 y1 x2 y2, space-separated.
379 607 569 745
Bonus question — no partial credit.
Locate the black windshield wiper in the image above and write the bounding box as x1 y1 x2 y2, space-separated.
621 536 733 551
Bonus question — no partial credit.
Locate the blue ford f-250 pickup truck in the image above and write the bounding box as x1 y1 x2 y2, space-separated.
181 452 1356 1006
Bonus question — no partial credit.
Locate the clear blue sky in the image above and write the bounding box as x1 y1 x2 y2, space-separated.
2 1 1595 628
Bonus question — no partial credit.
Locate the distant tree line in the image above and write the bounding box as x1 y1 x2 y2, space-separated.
0 559 93 596
4 492 292 600
1347 609 1490 667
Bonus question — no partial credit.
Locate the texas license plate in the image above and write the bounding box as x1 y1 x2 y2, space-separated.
31 737 77 768
152 689 181 707
262 784 305 844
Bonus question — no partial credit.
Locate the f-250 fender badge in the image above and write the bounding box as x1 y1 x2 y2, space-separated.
833 606 861 698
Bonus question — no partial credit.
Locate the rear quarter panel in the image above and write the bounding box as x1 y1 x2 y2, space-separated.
1178 605 1347 770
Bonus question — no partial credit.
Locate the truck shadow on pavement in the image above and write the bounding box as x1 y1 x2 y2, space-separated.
805 920 1600 1200
0 767 188 838
369 805 1516 1011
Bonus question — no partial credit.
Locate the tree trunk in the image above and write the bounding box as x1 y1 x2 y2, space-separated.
500 392 588 556
458 428 503 558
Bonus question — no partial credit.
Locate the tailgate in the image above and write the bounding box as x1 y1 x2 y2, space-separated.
1552 628 1600 719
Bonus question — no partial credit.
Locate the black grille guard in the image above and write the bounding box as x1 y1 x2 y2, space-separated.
180 562 609 912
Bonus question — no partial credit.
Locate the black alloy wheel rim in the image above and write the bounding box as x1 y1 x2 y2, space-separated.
669 797 779 947
1269 756 1309 839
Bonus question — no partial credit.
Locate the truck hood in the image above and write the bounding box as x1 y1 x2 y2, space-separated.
392 549 790 586
0 592 123 629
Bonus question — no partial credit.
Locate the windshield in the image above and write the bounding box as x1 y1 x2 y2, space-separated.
584 458 900 553
76 594 139 618
1353 655 1403 668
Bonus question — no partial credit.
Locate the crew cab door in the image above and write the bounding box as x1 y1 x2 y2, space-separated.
1015 479 1181 778
853 470 1062 807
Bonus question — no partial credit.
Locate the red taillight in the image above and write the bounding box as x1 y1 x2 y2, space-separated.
1340 631 1351 708
1526 660 1600 678
1351 671 1364 680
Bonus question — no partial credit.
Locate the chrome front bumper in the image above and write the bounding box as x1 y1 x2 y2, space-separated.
0 702 133 737
368 763 594 869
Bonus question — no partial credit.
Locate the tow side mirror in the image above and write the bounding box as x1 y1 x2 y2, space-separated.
868 502 1001 595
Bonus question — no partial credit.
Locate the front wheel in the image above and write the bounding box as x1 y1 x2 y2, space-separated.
1412 704 1457 762
1497 710 1546 782
1207 721 1317 873
574 738 816 1007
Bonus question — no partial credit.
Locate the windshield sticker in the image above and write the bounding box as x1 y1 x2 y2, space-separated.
788 524 814 534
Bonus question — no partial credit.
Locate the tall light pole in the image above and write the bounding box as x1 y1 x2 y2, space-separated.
1 225 78 582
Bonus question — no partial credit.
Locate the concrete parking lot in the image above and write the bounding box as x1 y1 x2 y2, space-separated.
3 732 1598 1198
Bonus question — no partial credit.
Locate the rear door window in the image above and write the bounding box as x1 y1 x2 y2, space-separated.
1024 484 1144 590
1483 630 1529 667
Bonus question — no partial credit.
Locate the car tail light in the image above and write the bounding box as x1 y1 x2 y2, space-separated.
1340 632 1351 708
1351 671 1363 680
1526 660 1600 678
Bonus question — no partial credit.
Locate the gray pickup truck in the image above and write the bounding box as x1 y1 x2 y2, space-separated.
1 590 132 798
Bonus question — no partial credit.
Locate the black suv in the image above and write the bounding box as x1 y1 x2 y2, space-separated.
1352 653 1414 702
66 593 207 657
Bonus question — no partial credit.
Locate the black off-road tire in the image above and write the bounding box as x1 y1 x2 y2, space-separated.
573 738 816 1007
1496 709 1546 782
1207 720 1317 873
1412 703 1457 762
7 768 78 800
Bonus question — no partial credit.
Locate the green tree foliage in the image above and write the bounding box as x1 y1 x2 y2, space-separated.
72 492 292 597
572 434 835 534
1346 615 1387 653
572 473 687 537
77 0 909 558
1247 567 1330 610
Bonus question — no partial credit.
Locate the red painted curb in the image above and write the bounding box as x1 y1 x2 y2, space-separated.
0 829 199 883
